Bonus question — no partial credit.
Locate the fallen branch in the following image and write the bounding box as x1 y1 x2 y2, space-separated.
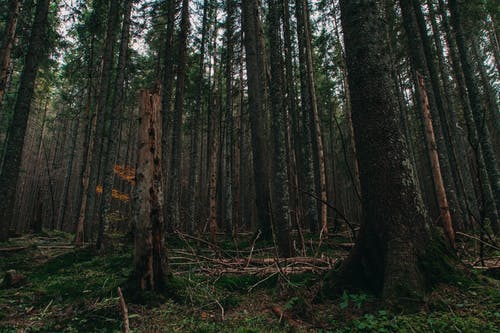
0 246 28 252
456 232 500 251
117 287 130 333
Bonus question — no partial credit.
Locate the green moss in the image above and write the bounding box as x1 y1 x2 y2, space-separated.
418 234 471 290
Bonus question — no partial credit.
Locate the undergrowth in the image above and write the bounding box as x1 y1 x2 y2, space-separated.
0 231 498 332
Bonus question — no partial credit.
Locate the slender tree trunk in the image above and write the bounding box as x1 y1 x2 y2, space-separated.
242 0 273 239
437 0 499 231
282 0 303 233
83 0 121 242
232 38 243 233
294 0 318 233
73 33 95 243
56 116 80 230
187 0 210 234
165 0 190 231
161 0 177 225
0 0 51 241
224 0 236 236
449 0 500 231
208 114 219 243
427 0 478 229
267 0 292 257
400 0 463 229
96 0 133 249
301 0 328 237
417 72 455 247
208 57 221 242
471 37 500 154
0 0 20 108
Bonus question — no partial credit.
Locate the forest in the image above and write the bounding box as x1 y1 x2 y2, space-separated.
0 0 499 331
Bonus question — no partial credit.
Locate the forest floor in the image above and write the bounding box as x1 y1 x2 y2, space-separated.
0 230 499 332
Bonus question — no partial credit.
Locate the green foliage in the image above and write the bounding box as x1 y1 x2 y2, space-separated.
339 291 370 310
1 233 499 332
330 309 500 333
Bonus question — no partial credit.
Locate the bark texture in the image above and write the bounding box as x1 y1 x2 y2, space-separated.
129 89 167 292
336 0 451 306
0 0 51 241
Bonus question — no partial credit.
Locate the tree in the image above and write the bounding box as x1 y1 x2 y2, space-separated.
242 0 273 240
76 0 121 243
128 88 168 292
399 0 463 231
0 0 51 241
96 0 133 249
267 0 292 257
449 0 500 232
335 0 455 305
165 0 190 231
0 0 20 108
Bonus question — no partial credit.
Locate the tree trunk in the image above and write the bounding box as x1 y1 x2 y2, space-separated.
267 0 292 257
282 0 303 233
56 116 80 230
427 0 478 229
399 0 463 230
336 0 454 306
165 0 190 232
224 0 236 236
0 0 51 241
128 89 167 292
449 0 500 231
161 0 177 226
96 0 133 250
296 0 328 238
416 72 455 247
437 0 499 231
187 0 210 234
82 0 121 242
0 0 20 108
242 0 273 239
74 19 98 244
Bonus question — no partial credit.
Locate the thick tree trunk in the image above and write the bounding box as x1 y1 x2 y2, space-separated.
129 90 167 292
0 0 20 108
0 0 51 241
336 0 454 306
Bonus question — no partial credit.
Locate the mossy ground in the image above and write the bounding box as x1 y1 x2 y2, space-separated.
0 231 498 332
